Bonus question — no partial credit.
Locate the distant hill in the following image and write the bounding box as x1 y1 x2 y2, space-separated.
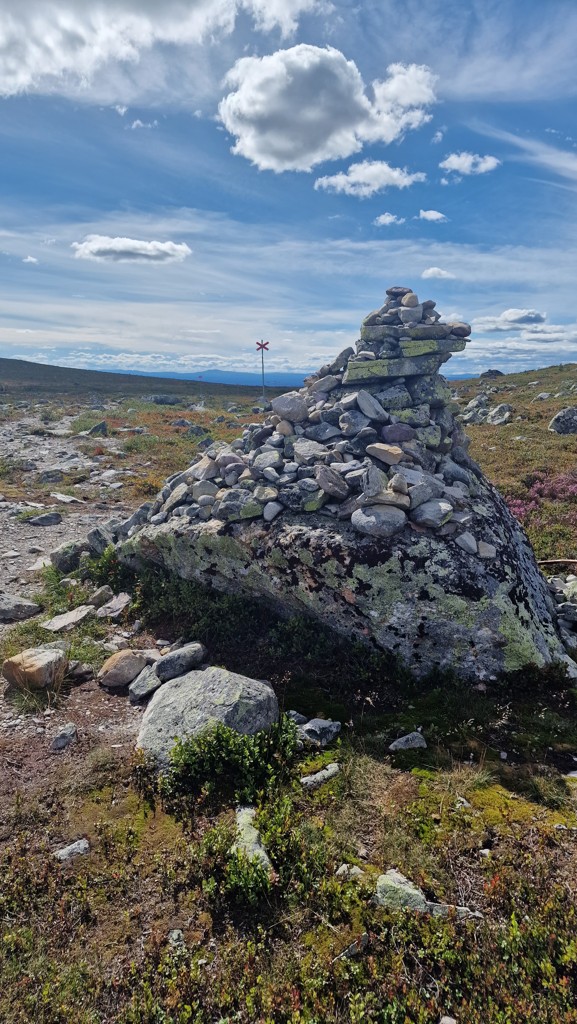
0 356 278 401
122 368 308 387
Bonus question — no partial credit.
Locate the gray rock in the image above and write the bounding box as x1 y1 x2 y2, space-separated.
55 838 90 861
43 605 96 632
87 420 108 436
87 585 114 608
298 718 341 747
382 422 416 443
455 532 477 555
51 722 78 751
410 499 453 528
214 489 263 522
300 762 340 789
549 407 577 434
339 411 371 437
263 501 283 522
292 439 329 464
0 594 40 622
156 642 208 682
388 731 426 751
374 869 478 918
486 404 513 425
231 806 271 870
95 592 132 619
351 505 407 538
28 512 62 526
356 390 389 423
271 391 309 423
129 664 162 703
136 666 279 764
315 465 349 500
305 422 341 442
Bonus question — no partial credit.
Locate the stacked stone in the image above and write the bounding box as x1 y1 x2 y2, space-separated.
126 286 504 553
547 574 577 658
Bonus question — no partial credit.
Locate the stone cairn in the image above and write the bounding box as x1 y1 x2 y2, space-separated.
106 285 573 680
136 285 478 545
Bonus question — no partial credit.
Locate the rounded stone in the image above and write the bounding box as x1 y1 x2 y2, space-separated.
136 666 279 764
401 292 419 307
351 505 407 538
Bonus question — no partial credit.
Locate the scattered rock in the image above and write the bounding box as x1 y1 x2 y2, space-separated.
95 592 132 619
374 869 479 918
2 646 68 690
42 605 95 632
137 666 279 763
87 420 108 437
98 650 147 689
298 718 341 747
549 407 577 434
51 722 78 751
128 664 162 703
156 641 208 682
28 512 63 526
87 585 114 608
388 731 427 752
0 593 40 622
231 806 272 870
300 762 340 789
55 839 90 861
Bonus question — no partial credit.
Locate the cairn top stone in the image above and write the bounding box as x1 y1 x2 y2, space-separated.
108 285 576 681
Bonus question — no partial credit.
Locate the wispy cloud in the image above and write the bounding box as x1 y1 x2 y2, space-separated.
479 127 577 184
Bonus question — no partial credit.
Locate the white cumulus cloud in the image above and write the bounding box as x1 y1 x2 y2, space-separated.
71 235 192 263
0 0 320 98
473 308 547 332
421 266 455 279
22 255 38 264
374 212 406 226
219 47 437 172
418 209 447 222
439 151 501 176
315 160 426 198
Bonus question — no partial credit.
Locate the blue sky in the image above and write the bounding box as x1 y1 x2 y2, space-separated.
1 0 577 377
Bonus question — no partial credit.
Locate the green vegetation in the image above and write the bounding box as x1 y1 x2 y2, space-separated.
2 361 577 1020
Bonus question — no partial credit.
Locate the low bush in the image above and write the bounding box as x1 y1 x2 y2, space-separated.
137 717 299 819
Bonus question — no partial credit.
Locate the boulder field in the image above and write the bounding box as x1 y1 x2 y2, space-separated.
107 286 573 680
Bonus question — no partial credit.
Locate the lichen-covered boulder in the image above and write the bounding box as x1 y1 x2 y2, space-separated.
136 666 278 763
110 284 575 681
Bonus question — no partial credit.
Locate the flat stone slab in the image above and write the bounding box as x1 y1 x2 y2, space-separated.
42 605 95 632
343 353 448 384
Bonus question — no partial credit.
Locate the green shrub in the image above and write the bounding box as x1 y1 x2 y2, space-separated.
147 717 298 818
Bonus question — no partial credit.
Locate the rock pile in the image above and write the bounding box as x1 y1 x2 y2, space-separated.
110 285 573 680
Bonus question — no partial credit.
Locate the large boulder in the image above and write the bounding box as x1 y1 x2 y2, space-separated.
136 666 278 763
109 285 574 681
549 407 577 434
